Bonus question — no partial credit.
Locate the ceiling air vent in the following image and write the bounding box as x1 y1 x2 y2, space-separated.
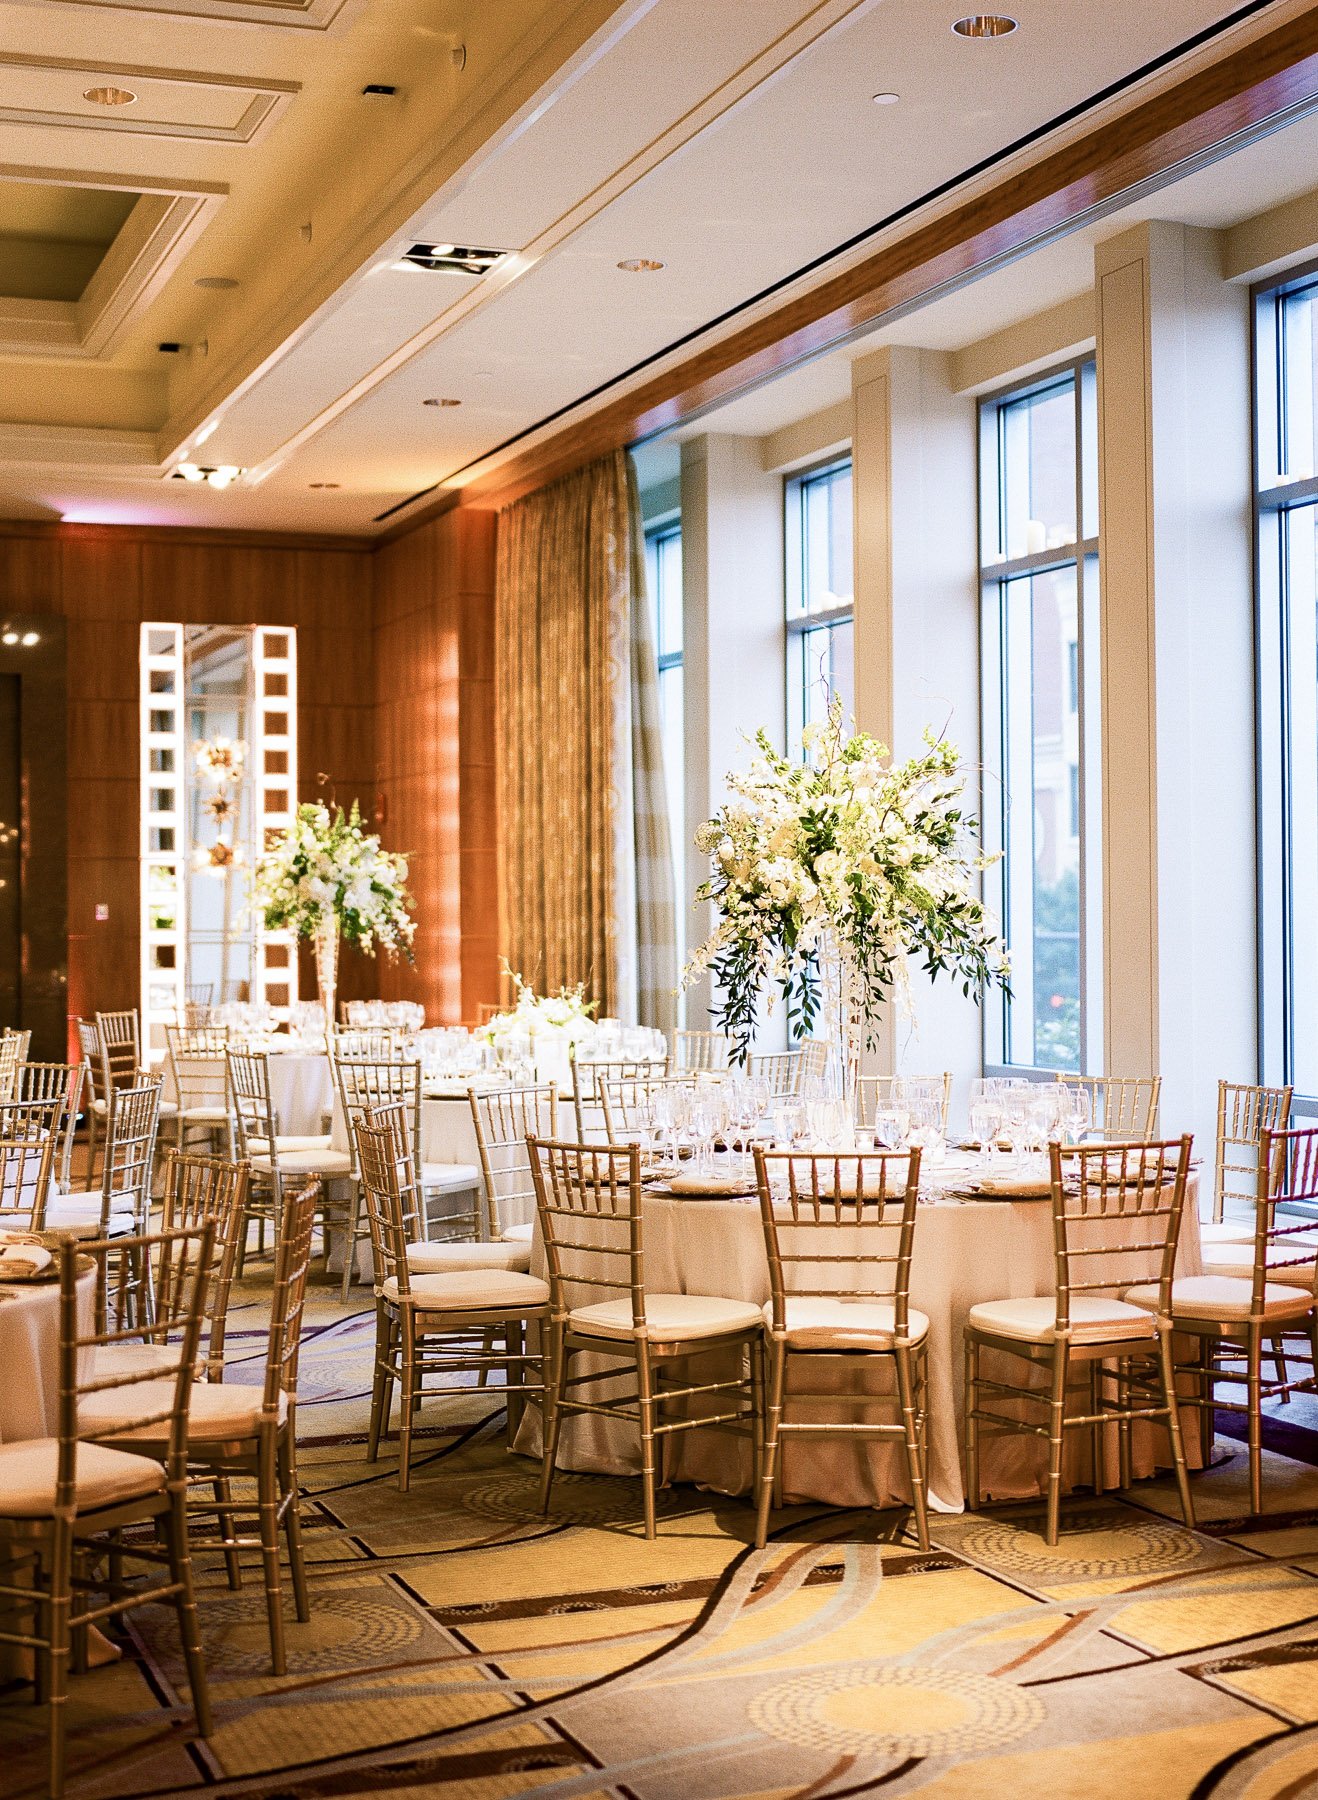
397 242 507 276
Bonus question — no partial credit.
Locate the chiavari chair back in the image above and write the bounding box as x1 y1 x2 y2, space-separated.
165 1024 232 1151
333 1054 423 1174
855 1073 953 1133
0 1030 21 1101
599 1072 703 1144
1050 1138 1191 1324
95 1008 141 1093
154 1151 250 1383
1058 1072 1161 1141
469 1082 557 1242
0 1126 57 1229
17 1061 84 1190
673 1028 731 1073
571 1053 670 1139
1213 1080 1293 1224
11 1223 216 1794
748 1048 801 1096
332 1025 414 1060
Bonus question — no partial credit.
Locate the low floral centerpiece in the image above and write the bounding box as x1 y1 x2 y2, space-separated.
253 800 414 1033
685 699 1010 1082
479 971 597 1084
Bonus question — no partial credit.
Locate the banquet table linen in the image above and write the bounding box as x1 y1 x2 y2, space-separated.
515 1174 1204 1513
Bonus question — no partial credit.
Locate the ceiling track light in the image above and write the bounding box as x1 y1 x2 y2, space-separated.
172 463 243 489
395 241 508 276
618 258 664 273
952 13 1018 36
83 84 136 105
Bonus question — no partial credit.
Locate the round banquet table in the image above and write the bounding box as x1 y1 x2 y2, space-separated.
513 1171 1205 1514
162 1047 334 1138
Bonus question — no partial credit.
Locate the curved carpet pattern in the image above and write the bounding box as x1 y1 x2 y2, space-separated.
3 1271 1318 1798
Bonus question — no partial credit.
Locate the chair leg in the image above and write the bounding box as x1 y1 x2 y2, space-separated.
164 1492 213 1738
338 1186 360 1304
398 1323 418 1494
1089 1360 1104 1496
1158 1327 1196 1532
213 1477 243 1589
477 1325 497 1387
1247 1326 1264 1518
1117 1358 1133 1490
279 1437 310 1625
637 1342 659 1540
895 1344 930 1553
963 1332 980 1511
755 1338 788 1550
1044 1344 1069 1547
257 1438 288 1676
45 1526 73 1800
504 1319 525 1441
539 1328 567 1516
748 1335 766 1506
367 1312 393 1462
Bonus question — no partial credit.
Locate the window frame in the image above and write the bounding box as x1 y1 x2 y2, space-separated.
977 355 1101 1082
1254 255 1318 1121
784 454 854 756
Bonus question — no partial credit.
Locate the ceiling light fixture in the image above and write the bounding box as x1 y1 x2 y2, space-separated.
172 463 243 488
308 481 340 489
871 91 900 105
195 276 239 290
396 242 507 276
618 258 664 273
422 397 461 407
952 13 1018 36
1 633 17 647
83 84 136 105
20 633 38 647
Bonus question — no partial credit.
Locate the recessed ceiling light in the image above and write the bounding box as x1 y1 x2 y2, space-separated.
952 13 1018 36
83 84 136 106
171 463 243 487
871 91 900 105
422 397 462 407
195 276 240 290
618 258 664 273
308 481 340 489
396 242 507 276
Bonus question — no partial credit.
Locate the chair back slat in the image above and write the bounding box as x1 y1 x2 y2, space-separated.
1058 1073 1161 1141
855 1074 953 1133
470 1083 557 1237
95 1008 141 1092
1049 1137 1192 1322
17 1061 84 1189
354 1111 418 1296
673 1029 731 1073
333 1026 415 1060
599 1073 704 1144
154 1151 250 1379
529 1138 644 1321
1215 1080 1292 1222
333 1054 423 1174
226 1048 279 1157
571 1055 670 1139
98 1075 163 1231
166 1025 231 1118
1252 1125 1318 1305
0 1129 57 1228
263 1184 319 1421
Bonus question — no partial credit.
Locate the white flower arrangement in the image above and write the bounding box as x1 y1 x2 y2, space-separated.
253 800 415 958
685 699 1010 1062
478 970 598 1047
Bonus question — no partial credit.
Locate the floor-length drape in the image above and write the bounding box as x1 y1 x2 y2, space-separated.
627 457 678 1034
496 450 678 1021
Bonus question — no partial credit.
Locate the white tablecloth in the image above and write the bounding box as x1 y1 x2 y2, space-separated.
516 1173 1204 1513
0 1266 96 1442
164 1049 333 1138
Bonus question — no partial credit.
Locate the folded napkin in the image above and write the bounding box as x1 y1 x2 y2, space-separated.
0 1240 52 1277
667 1172 756 1197
975 1173 1052 1198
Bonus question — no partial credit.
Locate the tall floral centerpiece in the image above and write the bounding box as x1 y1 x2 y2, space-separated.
253 801 415 1036
686 701 1010 1093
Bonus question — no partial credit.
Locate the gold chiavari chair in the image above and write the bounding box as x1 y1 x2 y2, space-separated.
530 1136 763 1539
1201 1080 1293 1240
75 1017 107 1180
965 1136 1196 1546
44 1075 163 1331
749 1048 803 1096
228 1047 353 1278
598 1072 703 1145
0 1030 21 1103
751 1146 928 1549
1123 1125 1318 1516
798 1040 830 1086
97 1006 179 1147
570 1053 671 1140
164 1024 232 1156
1058 1072 1161 1141
17 1062 84 1192
355 1113 550 1490
5 1225 214 1799
673 1028 732 1073
0 1126 57 1231
82 1185 317 1676
469 1083 559 1255
855 1074 953 1135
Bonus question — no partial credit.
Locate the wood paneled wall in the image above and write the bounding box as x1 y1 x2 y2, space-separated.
372 506 498 1022
0 522 378 1041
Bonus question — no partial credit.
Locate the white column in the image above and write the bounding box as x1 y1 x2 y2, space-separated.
851 347 980 1106
680 433 786 1037
1093 221 1255 1151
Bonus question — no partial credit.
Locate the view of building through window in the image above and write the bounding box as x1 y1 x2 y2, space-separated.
786 460 854 753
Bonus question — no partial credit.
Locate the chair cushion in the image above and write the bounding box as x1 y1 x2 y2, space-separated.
420 1161 481 1192
1125 1276 1316 1322
1199 1219 1256 1246
95 1342 178 1379
0 1437 165 1517
81 1380 286 1444
569 1292 764 1342
766 1295 930 1351
967 1294 1157 1345
382 1269 550 1311
250 1134 332 1154
180 1105 229 1124
1200 1240 1318 1288
501 1223 534 1245
406 1239 531 1274
43 1196 136 1236
158 1100 179 1118
250 1148 354 1176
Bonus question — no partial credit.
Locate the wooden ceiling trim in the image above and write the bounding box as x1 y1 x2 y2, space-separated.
381 4 1318 528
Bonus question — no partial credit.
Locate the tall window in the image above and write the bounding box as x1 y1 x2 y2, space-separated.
645 522 684 968
979 362 1100 1075
786 459 853 752
1257 271 1318 1109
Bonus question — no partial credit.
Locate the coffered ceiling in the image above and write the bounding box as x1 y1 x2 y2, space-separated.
0 0 1311 533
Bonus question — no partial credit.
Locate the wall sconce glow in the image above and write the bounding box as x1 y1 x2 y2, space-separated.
1 633 17 646
20 632 38 647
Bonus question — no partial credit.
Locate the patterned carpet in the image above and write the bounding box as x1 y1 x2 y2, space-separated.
4 1270 1318 1799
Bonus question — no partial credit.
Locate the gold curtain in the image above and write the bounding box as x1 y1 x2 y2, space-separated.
496 452 630 1014
495 450 678 1026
